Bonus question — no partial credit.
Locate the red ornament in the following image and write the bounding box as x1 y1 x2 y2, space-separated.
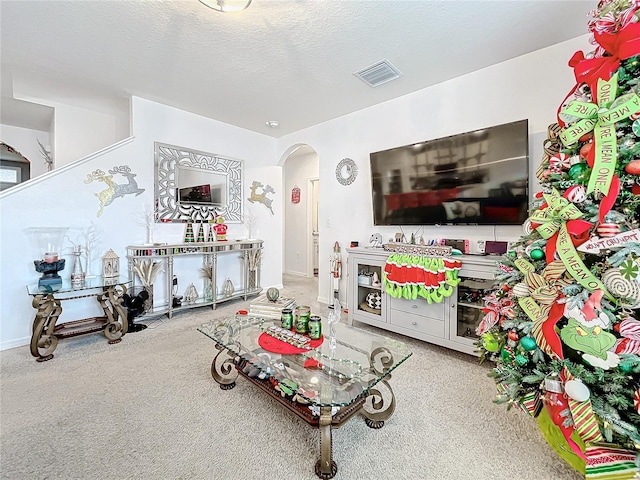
291 186 301 204
579 132 594 142
508 330 519 341
635 389 640 414
580 142 593 159
624 159 640 175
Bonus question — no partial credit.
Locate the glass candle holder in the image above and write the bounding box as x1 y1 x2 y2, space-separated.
28 227 69 292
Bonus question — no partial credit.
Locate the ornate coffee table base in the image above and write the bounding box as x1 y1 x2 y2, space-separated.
209 352 397 480
210 346 239 390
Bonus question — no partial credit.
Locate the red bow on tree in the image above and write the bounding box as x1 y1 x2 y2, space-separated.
569 22 640 94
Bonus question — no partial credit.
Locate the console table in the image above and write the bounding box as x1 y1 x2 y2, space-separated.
26 276 131 362
126 240 263 318
198 314 412 479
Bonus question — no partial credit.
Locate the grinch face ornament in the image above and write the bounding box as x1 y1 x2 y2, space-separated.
560 318 617 360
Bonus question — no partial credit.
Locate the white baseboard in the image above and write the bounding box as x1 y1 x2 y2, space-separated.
318 295 348 309
318 295 330 305
284 270 310 277
1 337 29 351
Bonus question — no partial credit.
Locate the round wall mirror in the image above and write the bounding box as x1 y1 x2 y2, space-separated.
336 158 357 185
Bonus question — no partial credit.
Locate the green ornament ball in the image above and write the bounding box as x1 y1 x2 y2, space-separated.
515 354 528 366
619 362 634 373
520 336 537 351
482 333 500 352
633 119 640 137
530 248 544 260
568 163 587 179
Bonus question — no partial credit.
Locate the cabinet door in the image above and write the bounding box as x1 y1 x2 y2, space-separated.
449 269 494 347
351 258 385 322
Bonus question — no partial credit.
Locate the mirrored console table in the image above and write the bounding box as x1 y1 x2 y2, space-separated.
126 240 263 319
26 276 131 362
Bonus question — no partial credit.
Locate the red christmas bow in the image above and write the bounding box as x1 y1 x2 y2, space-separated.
569 22 640 94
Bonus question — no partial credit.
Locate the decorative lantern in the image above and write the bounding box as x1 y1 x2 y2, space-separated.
102 249 120 278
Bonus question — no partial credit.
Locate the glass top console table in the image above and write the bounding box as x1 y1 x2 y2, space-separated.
26 276 131 362
198 314 412 479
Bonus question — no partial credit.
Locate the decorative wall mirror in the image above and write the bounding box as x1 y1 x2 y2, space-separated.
154 142 243 223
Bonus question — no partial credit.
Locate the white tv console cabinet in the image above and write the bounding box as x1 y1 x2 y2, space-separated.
347 247 497 356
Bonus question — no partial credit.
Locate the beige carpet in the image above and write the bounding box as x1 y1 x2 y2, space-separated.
0 275 580 480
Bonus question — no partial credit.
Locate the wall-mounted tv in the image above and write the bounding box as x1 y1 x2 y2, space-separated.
370 119 529 226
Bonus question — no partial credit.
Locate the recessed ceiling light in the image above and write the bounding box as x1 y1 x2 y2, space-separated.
265 121 279 128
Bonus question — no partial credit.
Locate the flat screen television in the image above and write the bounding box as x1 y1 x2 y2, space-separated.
370 119 529 226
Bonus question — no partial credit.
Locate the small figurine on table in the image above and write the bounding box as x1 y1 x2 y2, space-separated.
213 215 228 241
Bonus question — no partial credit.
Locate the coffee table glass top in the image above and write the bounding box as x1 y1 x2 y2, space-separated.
198 314 412 407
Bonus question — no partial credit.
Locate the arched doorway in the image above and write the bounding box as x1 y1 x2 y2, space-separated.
282 144 319 280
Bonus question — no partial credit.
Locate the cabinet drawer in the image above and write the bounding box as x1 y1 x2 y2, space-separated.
388 296 445 319
390 310 445 338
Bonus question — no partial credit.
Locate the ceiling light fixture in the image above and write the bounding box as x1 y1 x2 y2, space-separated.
198 0 251 13
265 120 279 128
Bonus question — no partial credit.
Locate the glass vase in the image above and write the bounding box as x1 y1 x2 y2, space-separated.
71 245 85 289
204 280 214 302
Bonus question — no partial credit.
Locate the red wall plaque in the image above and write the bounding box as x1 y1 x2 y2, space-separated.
291 186 301 204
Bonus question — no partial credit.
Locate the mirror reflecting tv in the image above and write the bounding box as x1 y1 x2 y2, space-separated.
176 165 228 206
154 142 243 223
370 119 529 226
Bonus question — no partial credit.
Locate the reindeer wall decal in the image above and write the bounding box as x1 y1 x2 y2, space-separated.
84 165 145 217
247 180 275 215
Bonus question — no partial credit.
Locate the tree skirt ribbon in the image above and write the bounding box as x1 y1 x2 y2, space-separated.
383 253 461 303
585 444 639 479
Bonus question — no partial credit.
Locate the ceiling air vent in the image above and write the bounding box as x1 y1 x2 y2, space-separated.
354 60 402 87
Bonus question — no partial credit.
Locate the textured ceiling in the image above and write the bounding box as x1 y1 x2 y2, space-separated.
1 0 594 137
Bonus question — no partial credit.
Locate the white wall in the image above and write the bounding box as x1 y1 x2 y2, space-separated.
0 96 279 350
0 124 51 179
0 34 592 349
284 150 319 276
53 101 130 167
276 35 592 305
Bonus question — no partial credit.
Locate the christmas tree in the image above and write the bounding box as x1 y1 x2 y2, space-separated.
478 1 640 477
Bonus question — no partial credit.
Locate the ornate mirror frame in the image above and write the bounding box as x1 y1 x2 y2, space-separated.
154 142 243 223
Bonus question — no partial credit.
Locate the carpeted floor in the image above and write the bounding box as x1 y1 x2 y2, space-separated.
0 274 580 480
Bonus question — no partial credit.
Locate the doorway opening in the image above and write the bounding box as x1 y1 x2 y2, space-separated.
282 145 319 281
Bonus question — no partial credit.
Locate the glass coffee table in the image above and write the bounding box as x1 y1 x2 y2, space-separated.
198 314 412 479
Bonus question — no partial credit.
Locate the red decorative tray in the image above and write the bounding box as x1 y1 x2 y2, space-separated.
258 332 324 354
